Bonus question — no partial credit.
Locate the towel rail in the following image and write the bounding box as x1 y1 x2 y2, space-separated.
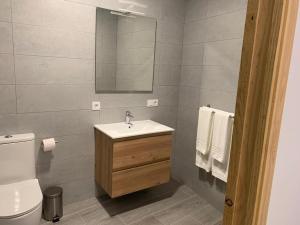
205 104 234 119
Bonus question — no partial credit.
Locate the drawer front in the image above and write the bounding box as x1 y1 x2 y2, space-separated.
111 160 170 197
112 135 172 171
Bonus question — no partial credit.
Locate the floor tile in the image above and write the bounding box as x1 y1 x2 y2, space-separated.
131 216 164 225
172 216 201 225
191 205 223 225
86 216 124 225
118 188 190 224
41 213 85 225
64 197 100 216
79 204 110 224
154 197 208 225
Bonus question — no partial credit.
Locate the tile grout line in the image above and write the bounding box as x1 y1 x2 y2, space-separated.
9 0 18 115
185 7 247 24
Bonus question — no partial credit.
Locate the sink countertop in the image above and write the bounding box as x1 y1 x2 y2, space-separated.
94 120 174 139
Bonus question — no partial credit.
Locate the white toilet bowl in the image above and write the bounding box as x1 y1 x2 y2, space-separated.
0 179 43 225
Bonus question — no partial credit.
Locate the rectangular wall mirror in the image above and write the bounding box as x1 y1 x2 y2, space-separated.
95 8 157 93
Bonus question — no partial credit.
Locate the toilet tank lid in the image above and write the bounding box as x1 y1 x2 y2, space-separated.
0 133 35 145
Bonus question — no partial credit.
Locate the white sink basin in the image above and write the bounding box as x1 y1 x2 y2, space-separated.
94 120 174 139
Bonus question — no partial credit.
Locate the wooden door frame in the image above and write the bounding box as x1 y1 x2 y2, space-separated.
223 0 299 225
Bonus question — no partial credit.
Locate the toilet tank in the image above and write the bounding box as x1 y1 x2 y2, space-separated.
0 133 36 185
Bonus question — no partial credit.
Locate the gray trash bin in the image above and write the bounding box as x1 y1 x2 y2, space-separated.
43 186 63 223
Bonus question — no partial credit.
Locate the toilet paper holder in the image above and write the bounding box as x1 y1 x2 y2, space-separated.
41 138 58 152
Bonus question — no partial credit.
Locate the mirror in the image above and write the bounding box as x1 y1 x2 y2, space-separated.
95 8 157 93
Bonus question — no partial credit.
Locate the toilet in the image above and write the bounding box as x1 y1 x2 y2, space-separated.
0 133 43 225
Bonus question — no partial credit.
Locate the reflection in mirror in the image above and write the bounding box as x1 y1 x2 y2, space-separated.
95 8 157 93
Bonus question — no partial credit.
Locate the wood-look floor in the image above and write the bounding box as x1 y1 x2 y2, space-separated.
40 181 222 225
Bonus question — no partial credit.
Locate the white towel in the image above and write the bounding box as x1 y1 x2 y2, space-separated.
196 150 213 173
212 117 234 182
211 110 234 163
196 107 214 155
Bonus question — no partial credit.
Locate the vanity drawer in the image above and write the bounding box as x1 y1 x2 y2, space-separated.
112 135 172 171
111 160 170 197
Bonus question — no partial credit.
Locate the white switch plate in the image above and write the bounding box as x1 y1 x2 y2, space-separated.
147 99 159 107
92 101 101 111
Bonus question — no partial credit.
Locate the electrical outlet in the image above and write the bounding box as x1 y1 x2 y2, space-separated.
147 99 159 107
92 101 101 111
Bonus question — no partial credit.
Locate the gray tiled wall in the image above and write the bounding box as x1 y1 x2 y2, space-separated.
172 0 247 211
0 0 184 204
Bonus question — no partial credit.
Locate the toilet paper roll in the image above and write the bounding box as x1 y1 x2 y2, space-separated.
42 138 56 152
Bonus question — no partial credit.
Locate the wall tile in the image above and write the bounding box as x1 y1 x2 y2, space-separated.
15 55 94 84
183 20 206 44
180 66 202 87
16 84 93 113
0 54 15 84
0 114 18 136
0 22 13 54
13 24 95 59
198 90 237 112
203 39 243 71
157 86 179 106
0 0 11 22
161 0 185 22
185 0 207 22
178 86 200 109
152 106 178 128
158 19 184 45
200 66 239 92
160 43 182 65
14 110 99 138
182 44 204 66
207 0 247 17
36 133 94 166
159 64 181 86
37 154 94 187
176 105 198 145
205 10 246 42
97 93 155 109
0 85 16 114
12 0 96 33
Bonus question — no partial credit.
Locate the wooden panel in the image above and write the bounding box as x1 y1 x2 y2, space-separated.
95 129 113 195
112 135 172 171
223 0 299 225
111 160 170 198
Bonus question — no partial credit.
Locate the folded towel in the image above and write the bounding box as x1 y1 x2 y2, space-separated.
196 150 213 173
211 110 234 163
212 155 230 182
212 117 234 182
196 107 214 155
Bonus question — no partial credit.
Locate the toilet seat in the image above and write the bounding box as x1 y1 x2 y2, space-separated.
0 179 42 219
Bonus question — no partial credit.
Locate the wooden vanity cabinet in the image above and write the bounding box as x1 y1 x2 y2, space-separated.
95 129 173 198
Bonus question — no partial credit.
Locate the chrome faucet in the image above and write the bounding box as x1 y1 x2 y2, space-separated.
125 111 134 125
